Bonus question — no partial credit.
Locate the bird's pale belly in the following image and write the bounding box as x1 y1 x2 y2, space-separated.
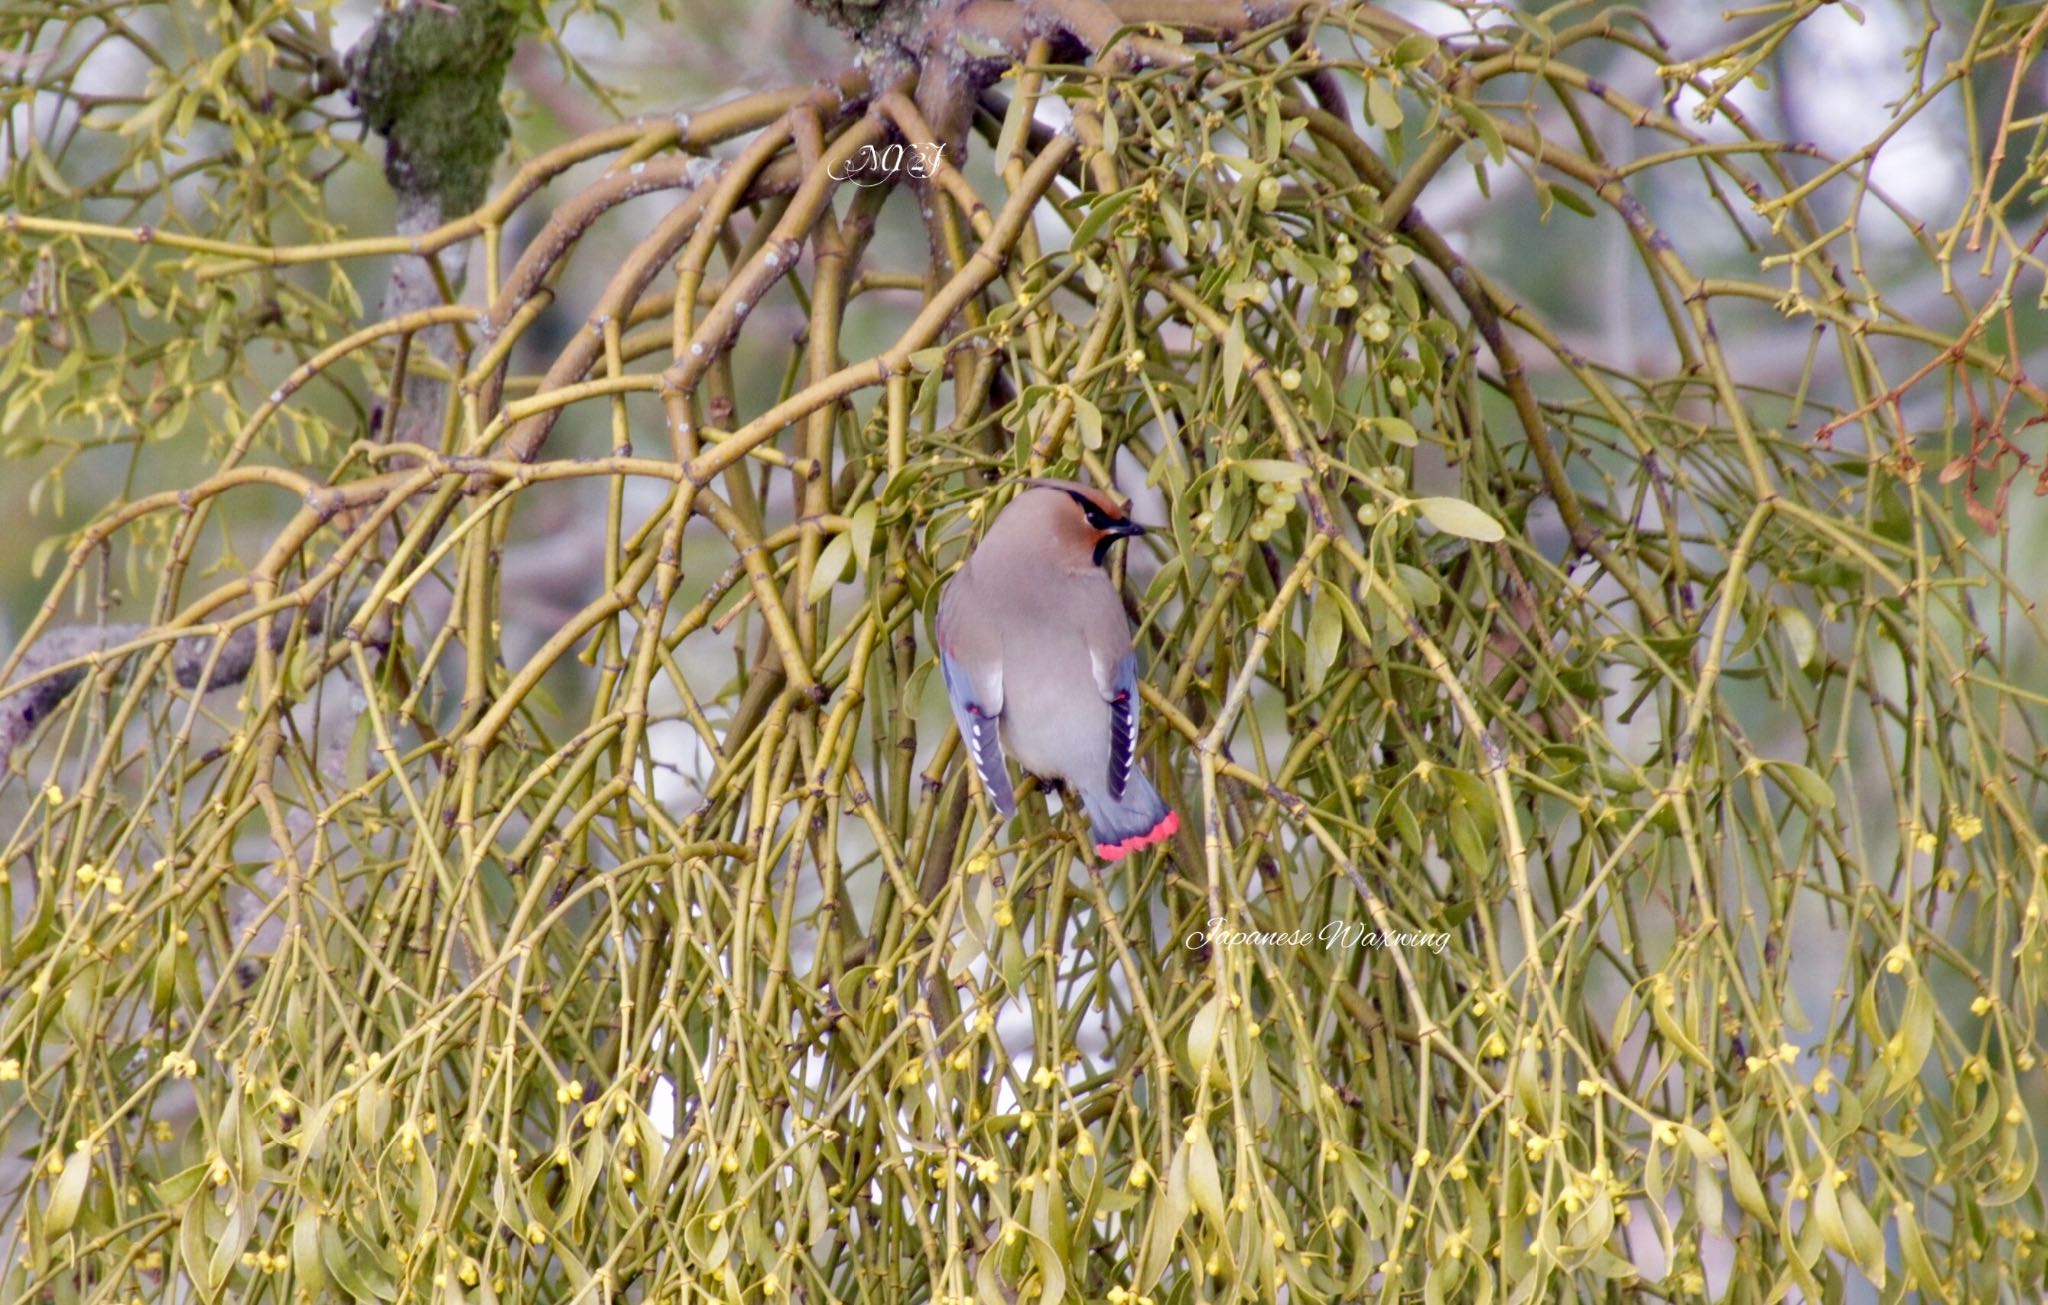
999 679 1109 783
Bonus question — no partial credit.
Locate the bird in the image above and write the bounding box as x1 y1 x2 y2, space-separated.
933 478 1180 862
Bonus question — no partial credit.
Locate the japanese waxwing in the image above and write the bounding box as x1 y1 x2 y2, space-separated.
934 479 1180 862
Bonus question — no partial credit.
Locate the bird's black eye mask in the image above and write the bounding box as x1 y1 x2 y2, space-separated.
1061 489 1140 566
1063 489 1118 530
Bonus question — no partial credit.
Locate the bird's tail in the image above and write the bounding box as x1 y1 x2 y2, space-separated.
1081 771 1178 863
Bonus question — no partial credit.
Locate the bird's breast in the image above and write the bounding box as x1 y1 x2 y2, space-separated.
998 638 1110 782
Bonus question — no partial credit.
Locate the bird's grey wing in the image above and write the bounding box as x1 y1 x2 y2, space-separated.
935 570 1017 818
1073 574 1141 802
1103 649 1141 802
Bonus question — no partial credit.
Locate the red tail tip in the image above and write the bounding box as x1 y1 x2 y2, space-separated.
1095 809 1179 862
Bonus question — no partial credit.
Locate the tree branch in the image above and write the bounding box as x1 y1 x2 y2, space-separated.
0 599 377 763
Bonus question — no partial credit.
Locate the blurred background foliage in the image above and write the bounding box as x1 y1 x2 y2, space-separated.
2 0 2046 1301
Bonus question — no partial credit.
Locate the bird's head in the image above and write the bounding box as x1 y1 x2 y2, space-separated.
1011 477 1147 569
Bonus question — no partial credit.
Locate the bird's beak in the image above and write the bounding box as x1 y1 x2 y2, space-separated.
1105 519 1148 539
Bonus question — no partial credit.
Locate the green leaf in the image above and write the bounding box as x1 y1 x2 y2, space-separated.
1644 1141 1673 1225
1692 1156 1724 1234
1071 393 1104 450
1835 1179 1887 1287
1649 978 1712 1069
1724 1135 1769 1222
1448 803 1489 878
29 533 67 581
354 1081 391 1141
182 1201 221 1300
1157 198 1189 256
293 1210 328 1298
1017 1222 1068 1303
117 89 175 138
901 659 935 721
1223 278 1264 309
849 502 877 574
1308 592 1344 686
1138 1143 1191 1290
1069 189 1135 250
1550 183 1596 217
1763 759 1835 811
1774 605 1818 669
1452 99 1506 163
153 1160 210 1208
907 347 947 374
1371 415 1418 447
210 1199 253 1291
1885 978 1935 1097
323 1217 397 1301
44 1147 89 1237
1235 459 1308 484
1365 79 1404 129
1186 994 1223 1083
1383 793 1424 854
974 1228 1010 1304
1221 313 1246 405
1390 32 1440 66
29 143 69 198
1185 1126 1225 1229
1808 1168 1854 1261
1415 496 1505 542
907 369 943 427
1393 562 1440 610
1145 554 1186 607
809 532 854 604
1895 1203 1947 1300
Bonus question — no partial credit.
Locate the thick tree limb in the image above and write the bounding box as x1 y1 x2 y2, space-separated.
0 600 366 762
347 0 523 447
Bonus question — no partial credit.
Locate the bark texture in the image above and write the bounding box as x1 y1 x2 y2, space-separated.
795 0 939 45
347 0 523 446
346 0 522 217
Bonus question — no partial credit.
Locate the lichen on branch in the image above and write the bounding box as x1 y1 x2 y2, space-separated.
797 0 935 43
346 0 524 218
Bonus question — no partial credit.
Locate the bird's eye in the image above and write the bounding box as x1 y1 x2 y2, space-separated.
1066 490 1112 529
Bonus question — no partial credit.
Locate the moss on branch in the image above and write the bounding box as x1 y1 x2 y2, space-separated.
796 0 938 43
347 0 524 216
